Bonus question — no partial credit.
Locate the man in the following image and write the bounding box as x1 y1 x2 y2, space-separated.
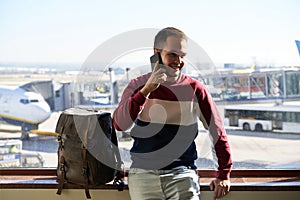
113 27 232 200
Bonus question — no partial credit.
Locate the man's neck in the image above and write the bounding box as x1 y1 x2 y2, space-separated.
165 73 181 83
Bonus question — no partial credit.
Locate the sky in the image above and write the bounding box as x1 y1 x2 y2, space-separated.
0 0 299 67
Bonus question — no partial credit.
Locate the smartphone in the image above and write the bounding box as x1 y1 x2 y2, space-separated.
150 52 163 70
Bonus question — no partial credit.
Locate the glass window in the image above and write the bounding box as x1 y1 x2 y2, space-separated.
30 99 39 103
0 1 299 176
20 99 29 104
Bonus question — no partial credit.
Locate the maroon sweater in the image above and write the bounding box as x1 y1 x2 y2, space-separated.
113 72 232 180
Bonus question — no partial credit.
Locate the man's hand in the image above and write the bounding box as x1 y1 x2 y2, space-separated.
209 179 230 200
140 61 167 97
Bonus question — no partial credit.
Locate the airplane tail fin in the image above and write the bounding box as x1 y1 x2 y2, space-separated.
296 40 300 56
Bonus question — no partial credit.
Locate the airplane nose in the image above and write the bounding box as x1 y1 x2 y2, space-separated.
38 101 52 122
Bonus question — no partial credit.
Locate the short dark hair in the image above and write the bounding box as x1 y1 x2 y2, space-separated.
154 27 187 50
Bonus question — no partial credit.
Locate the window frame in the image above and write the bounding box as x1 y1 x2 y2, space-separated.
1 169 300 191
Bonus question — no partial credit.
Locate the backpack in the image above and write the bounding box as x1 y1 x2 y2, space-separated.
56 108 124 199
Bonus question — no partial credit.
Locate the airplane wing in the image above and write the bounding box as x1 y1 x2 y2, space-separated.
29 130 59 137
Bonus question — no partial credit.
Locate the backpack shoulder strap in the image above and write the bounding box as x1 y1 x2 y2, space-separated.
111 122 124 191
82 117 92 199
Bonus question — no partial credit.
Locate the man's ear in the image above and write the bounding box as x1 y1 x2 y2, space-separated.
154 49 159 54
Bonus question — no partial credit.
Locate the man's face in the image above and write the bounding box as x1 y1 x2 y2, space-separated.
159 36 187 81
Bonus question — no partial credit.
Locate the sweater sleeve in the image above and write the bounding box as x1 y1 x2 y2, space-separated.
196 85 232 180
113 79 147 131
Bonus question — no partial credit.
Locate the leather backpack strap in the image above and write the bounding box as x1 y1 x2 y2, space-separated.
81 145 91 199
56 114 68 196
56 156 65 195
82 117 91 199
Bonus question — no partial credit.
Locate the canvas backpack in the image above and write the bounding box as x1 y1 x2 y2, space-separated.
56 108 124 198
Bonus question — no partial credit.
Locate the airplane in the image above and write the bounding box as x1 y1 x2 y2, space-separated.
0 86 51 140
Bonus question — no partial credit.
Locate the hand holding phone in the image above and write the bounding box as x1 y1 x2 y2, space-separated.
141 52 167 96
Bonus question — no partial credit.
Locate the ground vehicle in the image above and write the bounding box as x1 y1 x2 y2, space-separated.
20 152 44 168
0 140 22 167
224 103 300 132
0 139 44 167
